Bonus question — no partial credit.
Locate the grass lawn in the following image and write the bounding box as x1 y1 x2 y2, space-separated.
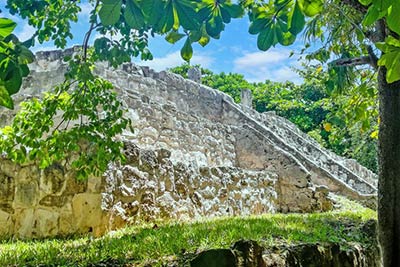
0 197 376 266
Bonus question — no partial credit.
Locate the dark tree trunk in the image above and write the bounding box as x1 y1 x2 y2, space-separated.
378 67 400 267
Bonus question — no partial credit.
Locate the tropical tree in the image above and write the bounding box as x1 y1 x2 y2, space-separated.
1 0 400 265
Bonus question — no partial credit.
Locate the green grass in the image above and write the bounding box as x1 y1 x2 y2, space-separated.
0 200 376 266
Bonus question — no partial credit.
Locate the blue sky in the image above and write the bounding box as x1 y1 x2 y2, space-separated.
1 2 307 84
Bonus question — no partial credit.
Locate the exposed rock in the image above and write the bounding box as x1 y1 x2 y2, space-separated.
190 249 237 267
232 239 266 267
264 242 380 267
186 239 379 267
0 49 377 238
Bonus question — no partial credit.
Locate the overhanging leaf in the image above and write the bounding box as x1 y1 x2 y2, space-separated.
155 1 174 33
206 15 224 38
249 17 270 35
0 83 14 109
378 49 400 83
124 0 145 29
165 31 186 44
18 45 35 64
386 5 400 35
372 0 392 12
140 0 164 25
173 0 199 30
289 1 305 35
0 18 17 38
180 37 193 62
362 5 381 27
5 68 22 95
99 0 122 26
257 25 275 51
225 3 244 18
298 0 323 17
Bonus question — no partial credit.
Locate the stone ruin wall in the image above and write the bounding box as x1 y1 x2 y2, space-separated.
0 48 374 238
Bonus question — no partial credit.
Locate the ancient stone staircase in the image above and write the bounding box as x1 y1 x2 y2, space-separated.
100 61 377 207
0 48 377 238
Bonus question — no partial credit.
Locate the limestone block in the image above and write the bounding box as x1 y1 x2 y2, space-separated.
0 161 19 178
14 181 39 208
0 209 13 236
72 193 104 233
41 165 65 195
63 174 87 195
0 174 14 203
59 203 75 234
157 192 176 217
19 166 40 181
87 176 103 193
33 208 59 237
14 208 34 238
139 126 159 140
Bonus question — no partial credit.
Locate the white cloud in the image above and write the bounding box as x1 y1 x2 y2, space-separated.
233 48 302 84
135 51 214 71
234 50 289 68
16 22 35 42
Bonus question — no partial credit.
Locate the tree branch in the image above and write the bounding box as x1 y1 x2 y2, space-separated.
331 56 371 67
331 45 378 69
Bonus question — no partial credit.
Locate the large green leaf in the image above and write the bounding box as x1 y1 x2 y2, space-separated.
173 0 199 30
362 5 380 27
359 0 372 5
18 45 35 64
289 1 305 35
165 31 186 44
220 7 232 24
386 5 400 35
140 0 164 25
249 17 270 35
224 3 244 18
298 0 323 17
198 35 210 47
198 25 210 47
124 0 144 29
372 0 392 11
189 30 202 42
155 1 174 33
99 0 122 26
279 31 296 46
180 37 193 62
0 83 13 109
257 25 275 51
378 49 400 83
5 69 22 95
206 15 224 38
0 18 17 38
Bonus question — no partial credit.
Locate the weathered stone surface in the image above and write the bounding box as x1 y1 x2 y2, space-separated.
0 174 14 203
14 181 39 208
72 193 106 235
33 208 59 237
187 238 379 267
241 89 253 109
0 49 377 238
0 209 13 236
232 239 266 267
188 67 202 83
